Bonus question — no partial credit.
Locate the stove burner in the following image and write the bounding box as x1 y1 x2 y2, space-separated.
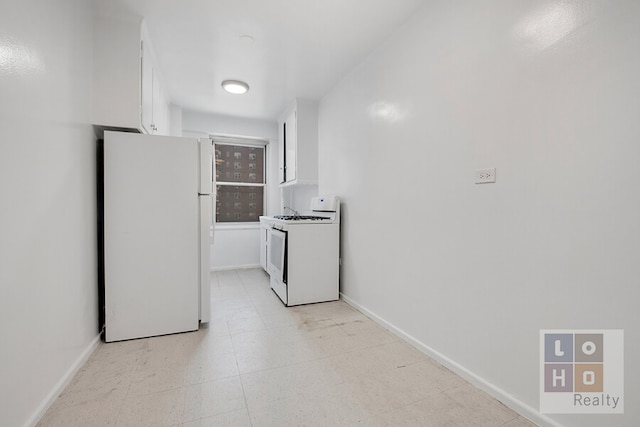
274 215 328 221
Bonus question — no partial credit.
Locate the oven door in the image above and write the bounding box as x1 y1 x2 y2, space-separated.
267 227 287 303
267 228 287 282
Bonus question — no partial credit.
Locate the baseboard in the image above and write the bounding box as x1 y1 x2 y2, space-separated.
211 264 261 272
340 293 563 427
25 334 101 427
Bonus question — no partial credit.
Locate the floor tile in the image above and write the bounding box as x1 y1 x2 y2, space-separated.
241 358 343 413
37 268 536 427
248 385 367 427
182 408 252 427
445 383 518 426
37 389 125 427
115 387 186 427
393 358 469 396
183 377 246 422
186 350 239 384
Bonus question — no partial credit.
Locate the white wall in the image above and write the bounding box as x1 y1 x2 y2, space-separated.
318 1 640 426
182 110 279 269
0 1 98 426
183 109 278 144
282 184 320 214
169 103 183 136
211 225 261 270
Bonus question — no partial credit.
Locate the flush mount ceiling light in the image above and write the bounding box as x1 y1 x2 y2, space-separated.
239 35 255 44
221 80 249 94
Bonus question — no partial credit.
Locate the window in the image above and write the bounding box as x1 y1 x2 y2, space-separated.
214 140 266 223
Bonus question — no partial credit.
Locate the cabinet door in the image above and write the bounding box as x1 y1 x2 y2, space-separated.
278 121 285 183
152 70 163 134
284 110 297 182
141 40 154 134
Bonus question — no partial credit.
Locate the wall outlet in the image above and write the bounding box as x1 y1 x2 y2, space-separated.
475 168 496 184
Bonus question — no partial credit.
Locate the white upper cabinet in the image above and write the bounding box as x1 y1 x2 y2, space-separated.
140 37 154 134
141 29 168 135
278 99 318 186
93 14 169 135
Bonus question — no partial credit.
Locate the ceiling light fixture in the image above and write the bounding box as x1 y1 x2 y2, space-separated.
239 35 255 44
221 80 249 94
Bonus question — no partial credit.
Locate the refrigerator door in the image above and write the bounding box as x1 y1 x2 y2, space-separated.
197 137 213 323
103 131 199 342
199 194 213 323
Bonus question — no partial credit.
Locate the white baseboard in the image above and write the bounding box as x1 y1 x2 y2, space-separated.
211 264 261 272
340 293 563 427
25 334 101 427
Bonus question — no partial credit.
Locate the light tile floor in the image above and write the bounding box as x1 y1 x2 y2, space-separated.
38 268 537 427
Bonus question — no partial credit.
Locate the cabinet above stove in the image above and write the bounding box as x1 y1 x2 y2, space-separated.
278 99 318 187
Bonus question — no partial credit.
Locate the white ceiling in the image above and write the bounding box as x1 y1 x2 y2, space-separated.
95 0 427 121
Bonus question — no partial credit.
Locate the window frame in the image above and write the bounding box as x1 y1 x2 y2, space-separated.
212 136 267 225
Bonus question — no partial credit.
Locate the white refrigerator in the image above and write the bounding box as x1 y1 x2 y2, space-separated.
100 131 213 342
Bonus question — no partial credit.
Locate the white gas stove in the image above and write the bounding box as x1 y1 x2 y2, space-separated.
266 196 340 230
260 195 340 306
